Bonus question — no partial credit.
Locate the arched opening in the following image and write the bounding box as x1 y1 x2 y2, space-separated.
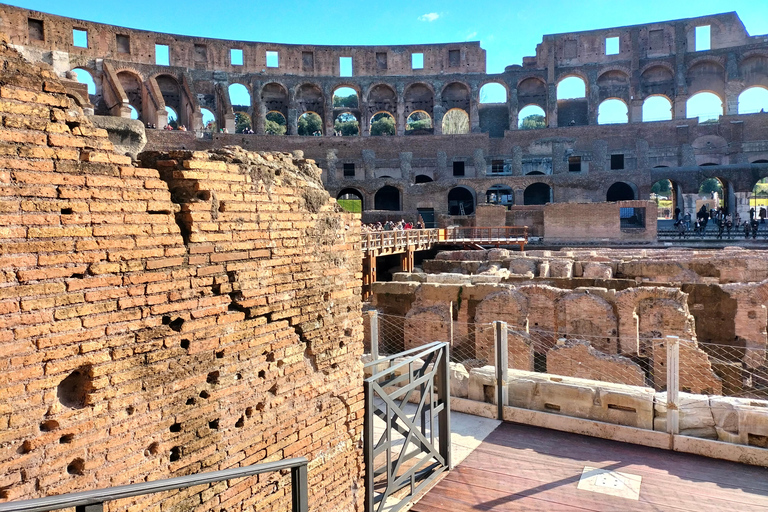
751 178 768 221
448 187 475 216
406 110 432 134
480 82 507 103
370 112 395 136
404 83 434 131
518 104 546 129
442 108 469 134
265 111 286 135
156 74 182 126
738 86 768 114
374 186 400 211
597 99 629 124
334 112 359 136
414 174 433 184
557 76 588 126
72 68 96 95
332 87 359 109
698 177 725 209
367 84 397 121
235 112 252 134
261 83 289 122
297 112 323 136
117 71 143 120
337 188 363 213
642 95 673 122
165 106 178 129
640 66 675 100
557 76 586 99
651 179 675 219
517 78 547 117
228 83 251 108
526 171 546 176
486 185 513 207
200 108 215 131
296 84 325 125
127 104 139 120
687 92 723 122
606 182 635 201
524 183 552 205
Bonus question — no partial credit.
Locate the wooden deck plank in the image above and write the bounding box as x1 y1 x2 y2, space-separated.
411 422 768 512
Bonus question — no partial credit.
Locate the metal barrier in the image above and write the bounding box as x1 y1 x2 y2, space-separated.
361 229 440 254
0 457 309 512
444 226 528 245
364 342 451 512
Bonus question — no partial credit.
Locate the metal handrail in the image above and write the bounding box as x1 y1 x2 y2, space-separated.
445 226 528 241
0 457 308 512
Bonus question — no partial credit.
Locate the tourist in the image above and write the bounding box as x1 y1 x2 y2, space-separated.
760 207 766 224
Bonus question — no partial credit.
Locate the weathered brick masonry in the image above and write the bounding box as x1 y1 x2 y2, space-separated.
0 38 364 511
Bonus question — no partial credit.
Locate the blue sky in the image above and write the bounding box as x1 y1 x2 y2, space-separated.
7 0 768 74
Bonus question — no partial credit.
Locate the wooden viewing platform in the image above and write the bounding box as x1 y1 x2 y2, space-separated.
361 227 528 300
412 422 768 512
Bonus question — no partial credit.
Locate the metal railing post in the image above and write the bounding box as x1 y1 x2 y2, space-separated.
368 310 379 359
363 380 375 512
666 335 680 438
291 464 308 512
449 302 454 347
494 321 508 420
438 343 452 469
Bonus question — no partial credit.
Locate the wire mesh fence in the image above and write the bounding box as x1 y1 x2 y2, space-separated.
364 310 768 402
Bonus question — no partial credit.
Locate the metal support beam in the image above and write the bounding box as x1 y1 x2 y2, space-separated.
494 321 509 420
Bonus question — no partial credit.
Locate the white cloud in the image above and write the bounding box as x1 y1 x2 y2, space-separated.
418 12 440 22
465 31 478 40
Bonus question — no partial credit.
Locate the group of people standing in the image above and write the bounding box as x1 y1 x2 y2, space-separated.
362 219 425 233
674 205 766 239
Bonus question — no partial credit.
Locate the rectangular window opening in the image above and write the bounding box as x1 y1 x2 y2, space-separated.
343 163 355 177
155 44 170 66
620 207 646 229
266 51 279 68
491 160 505 174
340 57 352 77
605 36 619 55
376 52 388 70
695 25 711 51
116 34 130 54
448 49 460 67
412 52 424 70
569 156 582 172
230 49 243 66
453 161 465 177
28 18 44 41
610 154 625 170
73 29 88 48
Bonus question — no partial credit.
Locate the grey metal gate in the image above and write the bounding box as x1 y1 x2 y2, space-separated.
364 342 451 512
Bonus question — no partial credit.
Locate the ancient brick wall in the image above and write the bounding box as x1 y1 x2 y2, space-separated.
0 39 364 511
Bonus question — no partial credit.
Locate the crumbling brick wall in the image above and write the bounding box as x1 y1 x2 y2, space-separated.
0 39 364 512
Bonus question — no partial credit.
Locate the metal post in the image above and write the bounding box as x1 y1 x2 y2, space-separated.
437 343 452 469
363 381 374 512
666 336 680 439
368 310 379 360
291 463 308 512
494 321 509 420
449 302 454 347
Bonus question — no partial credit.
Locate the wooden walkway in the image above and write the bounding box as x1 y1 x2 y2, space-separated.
412 422 768 511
